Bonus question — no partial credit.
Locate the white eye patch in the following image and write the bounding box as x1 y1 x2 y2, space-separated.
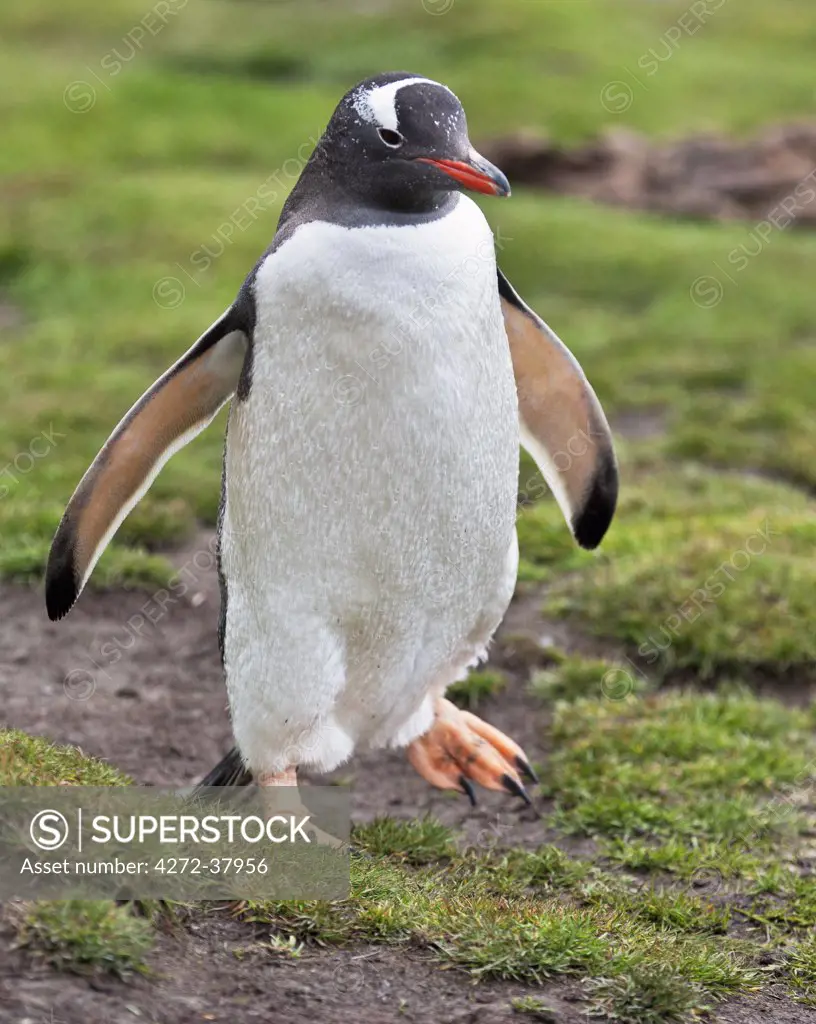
352 76 456 132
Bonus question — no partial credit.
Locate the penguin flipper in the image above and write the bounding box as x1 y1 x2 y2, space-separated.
45 311 249 620
498 268 618 549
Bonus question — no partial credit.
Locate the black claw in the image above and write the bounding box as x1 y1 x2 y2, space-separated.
515 755 539 785
501 773 532 806
459 775 477 807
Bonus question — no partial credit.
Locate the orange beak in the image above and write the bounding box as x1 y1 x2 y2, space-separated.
416 149 511 197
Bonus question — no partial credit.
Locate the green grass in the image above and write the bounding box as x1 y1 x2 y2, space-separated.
544 688 816 842
5 657 816 1004
1 0 816 590
244 830 763 1017
587 963 712 1024
518 465 816 680
510 995 558 1019
354 816 457 865
18 900 153 977
788 936 816 1004
232 687 815 1013
530 650 651 704
0 728 129 785
0 732 150 981
447 668 507 710
248 843 778 1014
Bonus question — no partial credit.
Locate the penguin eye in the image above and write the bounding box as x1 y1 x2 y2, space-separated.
378 128 405 149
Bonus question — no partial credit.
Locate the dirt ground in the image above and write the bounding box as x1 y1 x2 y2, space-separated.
482 122 816 225
0 913 592 1024
1 533 814 1023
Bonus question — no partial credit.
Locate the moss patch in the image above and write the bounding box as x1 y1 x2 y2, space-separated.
447 668 508 710
516 466 816 681
0 728 129 786
544 688 816 842
19 900 153 977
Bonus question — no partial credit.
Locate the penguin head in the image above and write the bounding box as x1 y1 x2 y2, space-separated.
315 72 510 212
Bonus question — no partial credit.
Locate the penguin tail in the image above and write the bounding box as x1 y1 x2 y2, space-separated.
195 747 253 790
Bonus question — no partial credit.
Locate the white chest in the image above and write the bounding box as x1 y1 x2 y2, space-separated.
220 198 519 745
227 195 518 557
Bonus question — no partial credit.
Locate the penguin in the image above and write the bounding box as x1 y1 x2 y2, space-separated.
45 72 617 806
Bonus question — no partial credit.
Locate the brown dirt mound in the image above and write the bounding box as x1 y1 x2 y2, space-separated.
482 123 816 224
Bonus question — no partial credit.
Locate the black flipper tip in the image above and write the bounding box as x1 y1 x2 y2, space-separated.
572 453 619 550
45 568 79 622
45 525 80 621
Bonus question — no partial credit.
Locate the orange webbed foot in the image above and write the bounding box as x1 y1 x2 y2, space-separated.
406 698 537 806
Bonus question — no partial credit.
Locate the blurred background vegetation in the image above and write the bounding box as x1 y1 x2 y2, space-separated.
2 0 815 680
